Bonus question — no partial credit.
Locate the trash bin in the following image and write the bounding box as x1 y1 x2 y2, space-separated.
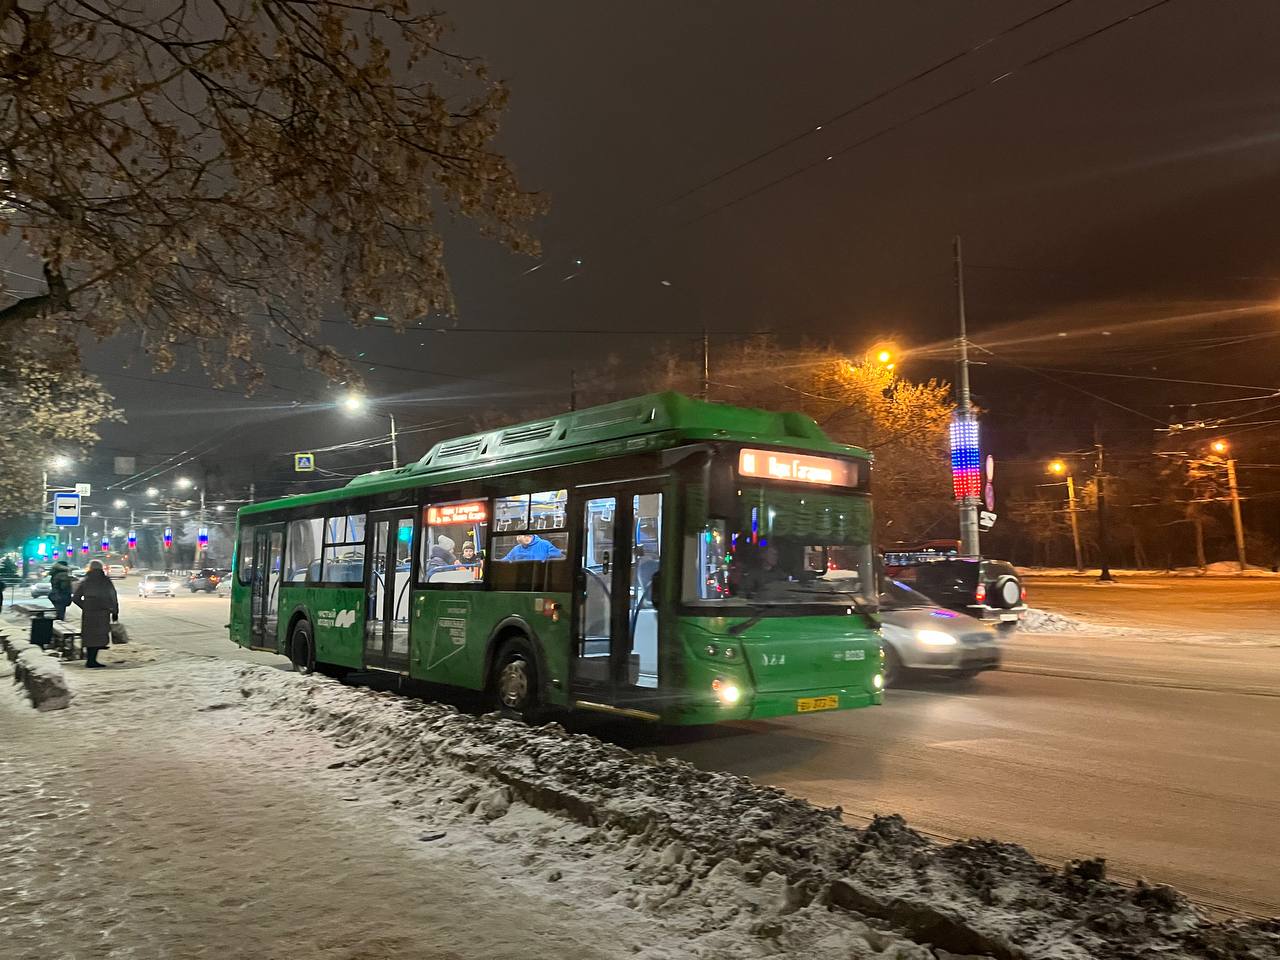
30 614 53 649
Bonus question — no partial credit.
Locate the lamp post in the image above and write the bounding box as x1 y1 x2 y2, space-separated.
1048 460 1084 572
342 393 399 469
42 455 72 534
176 477 207 567
1210 440 1247 572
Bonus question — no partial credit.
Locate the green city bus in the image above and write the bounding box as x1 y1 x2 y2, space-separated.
229 392 884 724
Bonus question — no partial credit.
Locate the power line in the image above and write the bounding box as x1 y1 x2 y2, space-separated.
670 0 1081 204
686 0 1180 225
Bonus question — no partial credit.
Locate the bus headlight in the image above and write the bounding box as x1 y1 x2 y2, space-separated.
711 677 741 705
916 629 957 647
873 673 884 690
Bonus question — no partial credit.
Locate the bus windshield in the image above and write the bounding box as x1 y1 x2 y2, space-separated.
684 483 875 609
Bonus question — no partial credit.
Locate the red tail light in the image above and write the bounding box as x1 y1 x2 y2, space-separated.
1020 585 1027 602
975 582 987 604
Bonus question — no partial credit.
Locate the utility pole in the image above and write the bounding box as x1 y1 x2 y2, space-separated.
1225 455 1247 571
569 368 578 411
388 413 399 470
1064 473 1083 573
248 482 256 504
196 486 206 569
700 329 710 401
1094 428 1114 582
953 235 981 556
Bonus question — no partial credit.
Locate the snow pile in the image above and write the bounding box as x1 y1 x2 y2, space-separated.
3 634 73 711
229 664 1280 960
1019 608 1094 633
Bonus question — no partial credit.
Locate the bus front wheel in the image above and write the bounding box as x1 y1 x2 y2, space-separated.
493 637 541 723
289 620 316 675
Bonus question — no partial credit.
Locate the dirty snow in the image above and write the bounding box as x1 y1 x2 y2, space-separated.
3 638 1277 960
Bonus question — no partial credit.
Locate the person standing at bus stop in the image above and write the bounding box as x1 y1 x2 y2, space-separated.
73 560 118 668
48 559 73 620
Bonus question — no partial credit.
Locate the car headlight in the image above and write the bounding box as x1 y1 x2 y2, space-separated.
916 629 958 647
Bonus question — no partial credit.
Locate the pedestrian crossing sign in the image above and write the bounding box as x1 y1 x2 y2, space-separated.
294 453 315 472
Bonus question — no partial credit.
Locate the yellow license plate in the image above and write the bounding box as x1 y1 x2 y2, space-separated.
796 695 839 713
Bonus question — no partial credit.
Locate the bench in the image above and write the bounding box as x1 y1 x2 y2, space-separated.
50 621 82 661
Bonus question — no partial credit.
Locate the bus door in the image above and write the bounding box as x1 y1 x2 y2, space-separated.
249 525 284 650
572 487 664 701
364 509 416 672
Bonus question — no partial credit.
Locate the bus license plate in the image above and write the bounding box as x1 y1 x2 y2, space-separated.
796 695 839 713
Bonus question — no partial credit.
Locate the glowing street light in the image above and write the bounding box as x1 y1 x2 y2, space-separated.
145 487 160 498
113 498 128 509
47 455 72 471
877 350 892 364
340 392 398 468
175 476 194 489
1211 439 1228 455
1046 460 1082 572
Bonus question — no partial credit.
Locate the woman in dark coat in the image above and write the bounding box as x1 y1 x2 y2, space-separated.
73 560 118 668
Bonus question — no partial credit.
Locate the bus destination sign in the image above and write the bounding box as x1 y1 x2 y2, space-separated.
427 501 488 525
738 448 857 487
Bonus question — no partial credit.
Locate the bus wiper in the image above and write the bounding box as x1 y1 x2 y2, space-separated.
728 606 768 636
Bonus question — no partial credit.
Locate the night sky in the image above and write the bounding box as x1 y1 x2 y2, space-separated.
83 0 1280 504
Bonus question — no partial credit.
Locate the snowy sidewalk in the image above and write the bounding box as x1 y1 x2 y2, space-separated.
4 643 1277 960
0 656 690 960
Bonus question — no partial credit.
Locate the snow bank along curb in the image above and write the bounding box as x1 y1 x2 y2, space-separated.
2 631 73 711
231 665 1279 960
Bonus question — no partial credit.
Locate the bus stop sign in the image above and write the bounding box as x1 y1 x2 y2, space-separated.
54 492 81 526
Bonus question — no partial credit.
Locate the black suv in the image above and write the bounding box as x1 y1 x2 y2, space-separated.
882 553 1027 632
187 568 225 593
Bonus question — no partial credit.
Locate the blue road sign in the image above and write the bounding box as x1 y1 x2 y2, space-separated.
53 492 81 526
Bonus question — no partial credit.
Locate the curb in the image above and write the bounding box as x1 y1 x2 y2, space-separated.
1 631 74 711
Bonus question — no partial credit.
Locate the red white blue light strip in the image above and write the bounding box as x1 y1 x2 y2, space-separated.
950 415 982 502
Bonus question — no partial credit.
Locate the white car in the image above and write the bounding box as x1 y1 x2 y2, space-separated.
106 564 127 579
878 578 1002 686
138 573 174 598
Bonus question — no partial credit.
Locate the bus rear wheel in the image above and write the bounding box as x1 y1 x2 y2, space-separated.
289 620 316 675
492 637 541 723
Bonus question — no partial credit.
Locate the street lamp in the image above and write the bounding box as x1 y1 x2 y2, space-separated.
113 498 127 509
341 392 399 469
1208 439 1247 571
1046 459 1083 573
145 487 160 498
175 476 194 489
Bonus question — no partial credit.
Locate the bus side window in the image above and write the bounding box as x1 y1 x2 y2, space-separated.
237 526 255 585
322 513 366 583
286 518 323 583
423 500 489 585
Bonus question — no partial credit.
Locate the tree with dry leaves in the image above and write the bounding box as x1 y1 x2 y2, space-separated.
0 0 542 385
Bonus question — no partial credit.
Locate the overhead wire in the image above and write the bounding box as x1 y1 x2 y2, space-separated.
684 0 1181 225
669 0 1082 204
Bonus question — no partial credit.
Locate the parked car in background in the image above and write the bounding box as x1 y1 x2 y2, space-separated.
187 568 225 592
882 551 1027 632
70 566 87 579
106 564 127 579
138 573 174 598
29 580 52 598
877 578 1001 685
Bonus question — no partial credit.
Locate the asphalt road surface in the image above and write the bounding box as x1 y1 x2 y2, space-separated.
40 575 1280 918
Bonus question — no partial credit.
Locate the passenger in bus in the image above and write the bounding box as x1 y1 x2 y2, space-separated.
459 541 478 565
500 533 563 562
426 535 458 572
